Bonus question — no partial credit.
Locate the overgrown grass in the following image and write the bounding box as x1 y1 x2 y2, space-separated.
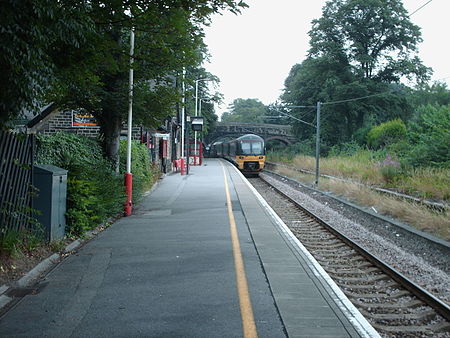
291 152 385 185
398 167 450 200
269 150 450 201
271 165 450 240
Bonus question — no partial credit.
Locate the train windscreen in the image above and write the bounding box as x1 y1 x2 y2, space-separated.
241 141 264 155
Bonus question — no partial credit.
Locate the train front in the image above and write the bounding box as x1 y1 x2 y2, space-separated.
236 134 265 174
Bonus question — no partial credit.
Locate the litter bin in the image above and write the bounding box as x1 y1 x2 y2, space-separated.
33 164 68 241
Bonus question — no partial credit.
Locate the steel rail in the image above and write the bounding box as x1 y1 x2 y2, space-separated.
257 175 450 322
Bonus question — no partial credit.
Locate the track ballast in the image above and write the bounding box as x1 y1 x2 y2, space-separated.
249 177 450 337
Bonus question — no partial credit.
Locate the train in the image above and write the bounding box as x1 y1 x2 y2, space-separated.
210 134 266 175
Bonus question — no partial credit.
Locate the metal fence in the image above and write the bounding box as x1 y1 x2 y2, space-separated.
0 130 35 233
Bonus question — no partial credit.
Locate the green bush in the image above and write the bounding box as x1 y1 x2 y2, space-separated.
367 119 407 149
405 104 450 168
36 133 125 237
65 178 100 236
353 125 372 146
119 140 155 204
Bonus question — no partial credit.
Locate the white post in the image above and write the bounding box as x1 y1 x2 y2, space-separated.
126 29 135 174
124 28 135 216
194 80 199 162
181 68 186 159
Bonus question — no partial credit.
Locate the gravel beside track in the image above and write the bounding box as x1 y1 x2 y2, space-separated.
259 172 450 304
252 174 450 336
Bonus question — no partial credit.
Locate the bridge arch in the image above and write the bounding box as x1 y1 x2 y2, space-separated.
265 136 293 146
206 122 296 145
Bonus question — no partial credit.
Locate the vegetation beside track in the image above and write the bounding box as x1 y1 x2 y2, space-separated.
268 150 449 202
266 152 449 240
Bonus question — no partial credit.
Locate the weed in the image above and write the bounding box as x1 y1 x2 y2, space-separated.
49 240 66 253
378 154 403 184
269 151 449 202
0 228 45 257
270 161 450 241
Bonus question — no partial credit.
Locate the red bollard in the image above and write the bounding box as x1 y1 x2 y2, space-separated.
180 158 186 175
124 172 133 216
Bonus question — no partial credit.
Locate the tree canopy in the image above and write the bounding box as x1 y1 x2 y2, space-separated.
281 0 430 148
0 0 91 126
221 98 268 123
308 0 430 82
1 0 247 164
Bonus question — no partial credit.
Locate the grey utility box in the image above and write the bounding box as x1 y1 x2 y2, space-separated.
33 164 68 241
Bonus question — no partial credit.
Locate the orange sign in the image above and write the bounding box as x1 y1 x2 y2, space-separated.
72 112 97 127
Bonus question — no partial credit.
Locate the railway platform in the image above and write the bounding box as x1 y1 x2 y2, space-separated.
0 159 378 337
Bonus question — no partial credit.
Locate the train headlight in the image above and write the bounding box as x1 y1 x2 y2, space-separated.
239 156 244 159
259 156 264 159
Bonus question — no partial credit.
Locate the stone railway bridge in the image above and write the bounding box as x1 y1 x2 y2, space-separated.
205 122 297 145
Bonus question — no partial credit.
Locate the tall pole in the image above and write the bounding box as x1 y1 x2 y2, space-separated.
199 99 203 165
180 68 186 174
194 80 199 165
315 101 321 186
124 28 135 216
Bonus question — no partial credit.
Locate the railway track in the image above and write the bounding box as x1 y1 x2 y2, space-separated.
249 177 450 337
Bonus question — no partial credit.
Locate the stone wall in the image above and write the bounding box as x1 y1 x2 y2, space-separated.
32 110 141 139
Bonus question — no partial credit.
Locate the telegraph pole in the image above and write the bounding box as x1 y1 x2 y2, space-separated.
315 102 321 186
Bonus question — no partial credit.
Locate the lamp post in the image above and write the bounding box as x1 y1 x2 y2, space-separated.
194 78 209 165
180 68 186 175
198 98 207 165
124 28 135 216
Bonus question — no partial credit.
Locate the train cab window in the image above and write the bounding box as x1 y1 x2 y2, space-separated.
241 141 264 155
241 142 251 155
252 141 263 155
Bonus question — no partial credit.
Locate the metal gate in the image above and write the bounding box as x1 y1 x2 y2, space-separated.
0 130 35 232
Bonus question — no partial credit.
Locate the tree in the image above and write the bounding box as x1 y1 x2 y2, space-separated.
309 0 430 82
1 1 247 166
407 82 450 108
46 1 246 165
221 98 268 123
281 0 428 147
0 0 91 126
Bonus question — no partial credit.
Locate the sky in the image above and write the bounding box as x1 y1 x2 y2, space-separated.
203 0 450 119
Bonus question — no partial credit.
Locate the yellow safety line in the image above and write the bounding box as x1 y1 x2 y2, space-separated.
221 163 258 338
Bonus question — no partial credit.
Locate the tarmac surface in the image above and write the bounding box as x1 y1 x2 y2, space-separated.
0 159 378 337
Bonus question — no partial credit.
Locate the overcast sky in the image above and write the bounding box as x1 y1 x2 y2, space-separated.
203 0 450 118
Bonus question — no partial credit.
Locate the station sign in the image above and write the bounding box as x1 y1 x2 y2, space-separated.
191 116 204 132
153 133 170 139
72 111 98 127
